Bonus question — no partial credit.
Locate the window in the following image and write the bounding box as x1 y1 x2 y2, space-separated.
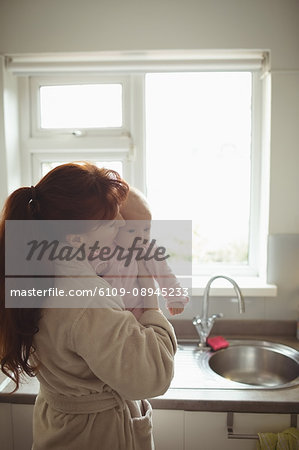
15 51 267 278
40 160 123 178
145 72 252 271
39 83 123 129
29 75 131 137
25 75 132 183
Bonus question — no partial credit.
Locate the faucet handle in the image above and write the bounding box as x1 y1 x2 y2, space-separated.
210 313 224 321
192 315 202 326
208 313 224 327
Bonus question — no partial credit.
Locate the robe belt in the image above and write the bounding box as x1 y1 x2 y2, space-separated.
40 386 125 414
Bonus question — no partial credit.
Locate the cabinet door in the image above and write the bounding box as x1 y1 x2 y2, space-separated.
185 411 291 450
0 403 13 450
152 409 184 450
12 404 34 450
233 412 291 436
185 411 243 450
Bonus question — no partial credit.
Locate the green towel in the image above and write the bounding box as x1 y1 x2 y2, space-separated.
257 427 299 450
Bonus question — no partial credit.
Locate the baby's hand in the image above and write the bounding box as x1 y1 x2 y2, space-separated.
167 302 185 316
168 307 184 316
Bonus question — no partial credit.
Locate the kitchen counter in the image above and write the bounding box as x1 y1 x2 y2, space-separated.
0 320 298 414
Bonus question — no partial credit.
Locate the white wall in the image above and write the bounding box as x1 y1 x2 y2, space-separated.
270 72 299 234
0 0 298 318
0 0 298 233
0 0 298 69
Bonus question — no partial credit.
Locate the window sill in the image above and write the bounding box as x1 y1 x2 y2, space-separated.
191 277 277 297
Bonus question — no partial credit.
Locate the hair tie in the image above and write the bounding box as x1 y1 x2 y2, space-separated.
30 185 37 201
29 186 40 218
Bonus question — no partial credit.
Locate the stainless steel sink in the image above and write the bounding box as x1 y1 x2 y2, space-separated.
209 341 299 387
171 340 299 390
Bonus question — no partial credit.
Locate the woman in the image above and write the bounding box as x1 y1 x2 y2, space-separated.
0 162 177 449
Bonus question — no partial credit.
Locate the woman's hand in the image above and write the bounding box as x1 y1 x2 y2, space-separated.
137 260 159 311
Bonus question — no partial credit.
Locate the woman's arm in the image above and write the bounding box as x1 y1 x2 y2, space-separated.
71 306 177 400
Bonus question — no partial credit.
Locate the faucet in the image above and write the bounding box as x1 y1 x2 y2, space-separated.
193 275 245 349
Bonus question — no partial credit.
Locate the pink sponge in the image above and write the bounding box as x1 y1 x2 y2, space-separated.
207 336 229 351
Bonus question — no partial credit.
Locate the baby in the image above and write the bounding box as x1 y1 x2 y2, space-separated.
90 187 189 317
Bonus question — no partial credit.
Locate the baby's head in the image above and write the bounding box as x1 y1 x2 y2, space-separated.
120 187 152 221
116 187 152 248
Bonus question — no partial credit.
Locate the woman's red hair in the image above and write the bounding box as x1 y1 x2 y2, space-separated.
0 162 128 392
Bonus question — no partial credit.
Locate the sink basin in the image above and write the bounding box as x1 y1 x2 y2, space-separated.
208 341 299 387
171 340 299 390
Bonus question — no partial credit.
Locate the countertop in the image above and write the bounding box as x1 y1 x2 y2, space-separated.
0 320 298 414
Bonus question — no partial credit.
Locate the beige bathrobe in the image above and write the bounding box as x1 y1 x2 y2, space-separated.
30 263 177 450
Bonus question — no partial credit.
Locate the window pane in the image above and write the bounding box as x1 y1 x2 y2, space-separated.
145 72 252 266
40 84 122 129
41 161 123 178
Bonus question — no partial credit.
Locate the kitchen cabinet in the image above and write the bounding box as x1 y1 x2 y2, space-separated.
0 403 297 450
11 404 34 450
0 403 33 450
0 403 13 450
152 409 184 450
185 411 292 450
153 409 297 450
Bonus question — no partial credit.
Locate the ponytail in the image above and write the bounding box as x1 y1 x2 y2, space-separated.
0 187 41 392
1 186 37 221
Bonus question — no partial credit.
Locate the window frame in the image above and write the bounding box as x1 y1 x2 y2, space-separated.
31 151 132 185
17 55 268 278
29 75 131 137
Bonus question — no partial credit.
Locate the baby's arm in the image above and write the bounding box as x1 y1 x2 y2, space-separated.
146 254 189 316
